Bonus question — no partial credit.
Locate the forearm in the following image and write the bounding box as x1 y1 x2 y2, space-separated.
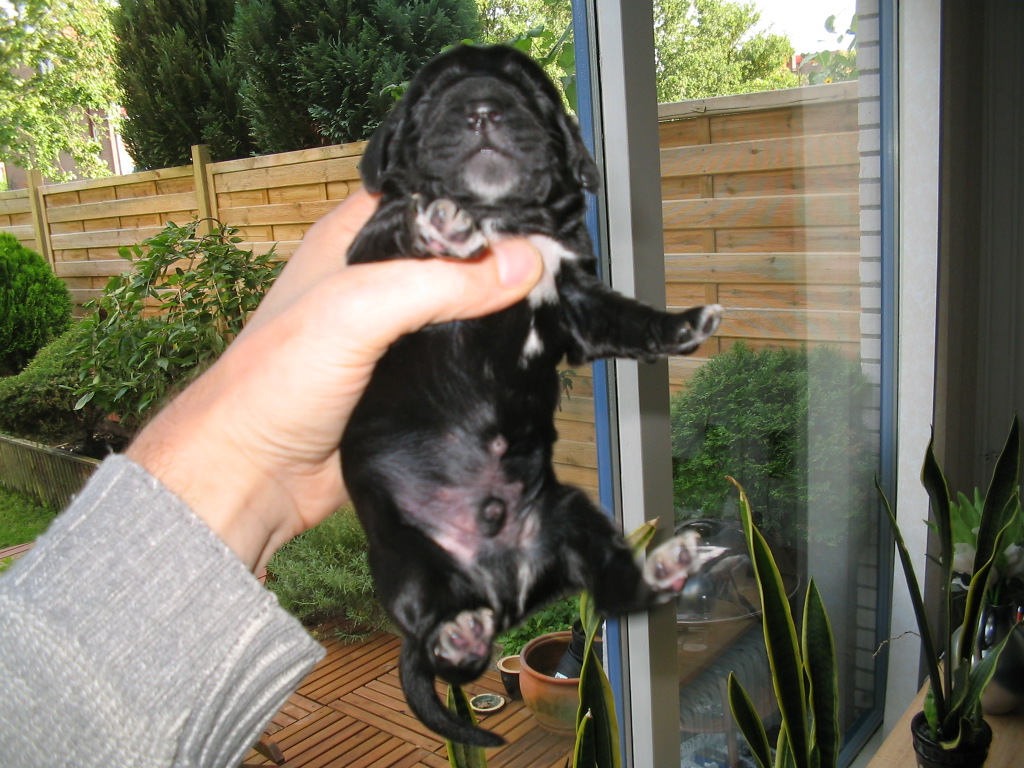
0 455 323 768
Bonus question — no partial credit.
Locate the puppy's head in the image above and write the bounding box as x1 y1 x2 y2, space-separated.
361 45 599 205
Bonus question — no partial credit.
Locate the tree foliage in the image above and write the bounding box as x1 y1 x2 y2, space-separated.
112 0 254 169
0 0 120 181
230 0 481 155
654 0 799 102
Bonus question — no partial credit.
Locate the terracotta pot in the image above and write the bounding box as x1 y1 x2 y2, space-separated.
911 711 992 768
518 631 588 735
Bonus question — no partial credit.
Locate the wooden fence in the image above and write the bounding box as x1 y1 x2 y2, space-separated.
0 435 100 510
0 82 861 499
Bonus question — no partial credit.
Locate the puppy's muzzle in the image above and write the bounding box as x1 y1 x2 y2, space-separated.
467 100 502 131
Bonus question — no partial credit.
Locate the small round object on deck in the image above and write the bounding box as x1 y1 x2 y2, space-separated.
469 693 506 715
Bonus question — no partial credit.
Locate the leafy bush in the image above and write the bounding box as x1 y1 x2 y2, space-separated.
73 220 282 433
0 324 107 452
496 595 579 656
266 508 391 637
0 234 72 375
671 342 875 545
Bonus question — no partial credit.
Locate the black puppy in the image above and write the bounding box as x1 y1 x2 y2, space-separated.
341 44 723 747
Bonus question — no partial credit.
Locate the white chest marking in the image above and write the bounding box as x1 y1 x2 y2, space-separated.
525 234 577 307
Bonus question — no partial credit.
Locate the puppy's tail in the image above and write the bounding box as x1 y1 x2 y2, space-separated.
400 642 506 748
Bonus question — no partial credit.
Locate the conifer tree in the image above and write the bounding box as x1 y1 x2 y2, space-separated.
230 0 480 155
112 0 255 169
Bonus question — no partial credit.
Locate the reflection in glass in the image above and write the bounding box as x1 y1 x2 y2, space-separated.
655 2 881 765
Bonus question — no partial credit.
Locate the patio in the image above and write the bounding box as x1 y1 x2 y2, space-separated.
242 623 574 768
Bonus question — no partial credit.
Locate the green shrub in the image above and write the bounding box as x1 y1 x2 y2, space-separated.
0 324 106 451
73 219 282 433
496 595 579 656
671 342 875 545
0 234 72 375
266 508 391 637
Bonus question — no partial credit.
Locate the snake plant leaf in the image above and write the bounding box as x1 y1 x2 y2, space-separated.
802 580 839 768
972 416 1020 584
731 477 810 768
727 673 772 768
956 511 1018 667
575 623 620 768
876 476 946 723
774 725 797 768
445 685 486 768
570 710 595 768
920 435 956 710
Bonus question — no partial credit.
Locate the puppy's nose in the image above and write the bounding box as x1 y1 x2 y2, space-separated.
466 100 502 131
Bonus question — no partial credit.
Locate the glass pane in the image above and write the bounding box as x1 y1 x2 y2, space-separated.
655 2 885 766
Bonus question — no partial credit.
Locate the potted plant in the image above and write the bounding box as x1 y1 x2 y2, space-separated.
877 417 1023 767
726 478 840 768
941 488 1024 715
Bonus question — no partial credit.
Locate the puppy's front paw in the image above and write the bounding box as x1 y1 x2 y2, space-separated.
434 608 495 670
671 304 723 355
411 196 489 259
644 531 727 603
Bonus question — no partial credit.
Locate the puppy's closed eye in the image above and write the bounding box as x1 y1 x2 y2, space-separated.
342 43 723 747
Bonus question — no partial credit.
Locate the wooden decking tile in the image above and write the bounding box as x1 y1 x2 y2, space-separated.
243 628 571 768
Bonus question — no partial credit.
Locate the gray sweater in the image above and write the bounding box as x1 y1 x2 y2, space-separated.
0 455 324 767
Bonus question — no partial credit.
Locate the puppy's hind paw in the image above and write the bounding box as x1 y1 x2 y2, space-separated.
434 608 496 670
644 532 728 603
411 196 489 259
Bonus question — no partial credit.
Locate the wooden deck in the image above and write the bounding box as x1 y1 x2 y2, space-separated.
242 627 573 768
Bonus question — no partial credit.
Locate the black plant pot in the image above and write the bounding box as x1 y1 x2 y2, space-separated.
911 711 992 768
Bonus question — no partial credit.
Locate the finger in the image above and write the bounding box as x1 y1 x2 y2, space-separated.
319 238 545 358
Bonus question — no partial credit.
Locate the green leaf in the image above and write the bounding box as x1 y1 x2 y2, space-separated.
731 477 810 768
73 391 95 410
445 685 486 768
802 581 839 768
575 638 619 768
877 476 946 720
727 674 772 768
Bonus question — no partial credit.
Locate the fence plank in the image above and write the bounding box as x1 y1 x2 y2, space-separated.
663 193 858 230
0 436 99 511
43 191 198 224
661 132 858 178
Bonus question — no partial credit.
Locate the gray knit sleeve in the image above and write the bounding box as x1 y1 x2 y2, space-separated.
0 454 325 768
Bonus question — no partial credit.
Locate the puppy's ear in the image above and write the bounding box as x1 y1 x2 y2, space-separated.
360 103 406 192
559 112 601 191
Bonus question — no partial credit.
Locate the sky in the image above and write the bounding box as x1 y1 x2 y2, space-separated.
749 0 858 56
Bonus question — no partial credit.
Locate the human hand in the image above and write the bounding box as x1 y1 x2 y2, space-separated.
126 188 543 572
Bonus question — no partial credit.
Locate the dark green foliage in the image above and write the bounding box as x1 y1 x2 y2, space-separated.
0 234 72 376
671 342 874 544
496 595 578 656
73 220 282 433
266 508 392 636
0 486 56 551
0 324 105 450
229 0 481 154
112 0 255 168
